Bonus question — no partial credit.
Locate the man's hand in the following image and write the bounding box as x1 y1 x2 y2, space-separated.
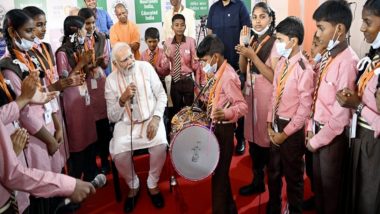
271 132 288 146
69 179 96 203
11 128 29 156
119 83 137 107
211 108 225 121
336 88 361 109
147 116 160 140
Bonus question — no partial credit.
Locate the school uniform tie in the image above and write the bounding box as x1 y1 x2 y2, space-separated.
274 60 289 115
10 191 19 214
172 43 181 83
310 51 330 117
149 51 155 65
357 54 380 96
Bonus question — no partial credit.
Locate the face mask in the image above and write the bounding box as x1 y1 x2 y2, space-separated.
78 36 85 45
34 37 42 45
275 41 292 58
252 25 270 37
14 32 34 51
203 56 218 74
327 27 341 51
313 53 322 63
371 32 380 49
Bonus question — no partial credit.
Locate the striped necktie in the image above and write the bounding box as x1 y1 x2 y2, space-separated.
310 51 330 117
172 43 181 83
206 77 217 116
149 51 155 65
10 191 19 214
274 60 289 115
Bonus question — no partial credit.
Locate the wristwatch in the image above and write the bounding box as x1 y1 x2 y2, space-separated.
355 103 365 116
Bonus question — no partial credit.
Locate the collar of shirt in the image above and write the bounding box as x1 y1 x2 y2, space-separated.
171 36 186 44
147 48 157 55
329 40 348 58
219 0 236 6
171 5 184 14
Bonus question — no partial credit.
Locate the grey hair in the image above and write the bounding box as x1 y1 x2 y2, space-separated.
111 42 131 63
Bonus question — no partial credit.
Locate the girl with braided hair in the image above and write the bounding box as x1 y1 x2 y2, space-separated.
56 15 99 183
0 9 62 213
235 2 278 196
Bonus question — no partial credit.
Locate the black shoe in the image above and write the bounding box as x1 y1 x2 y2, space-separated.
235 140 245 155
239 183 265 196
302 196 315 211
147 190 165 208
124 189 140 213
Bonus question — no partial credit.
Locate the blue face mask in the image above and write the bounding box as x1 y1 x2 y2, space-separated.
202 56 217 74
275 41 292 58
78 36 85 45
327 27 341 51
313 53 322 63
15 32 34 51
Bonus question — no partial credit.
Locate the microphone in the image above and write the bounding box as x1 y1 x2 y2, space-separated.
62 70 69 78
242 35 250 47
62 174 107 206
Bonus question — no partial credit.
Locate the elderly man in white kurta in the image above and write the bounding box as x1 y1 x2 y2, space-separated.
105 42 167 211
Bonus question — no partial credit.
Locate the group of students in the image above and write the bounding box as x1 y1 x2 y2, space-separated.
0 0 379 214
232 0 380 214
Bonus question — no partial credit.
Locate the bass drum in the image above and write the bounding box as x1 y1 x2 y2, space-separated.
170 125 219 181
170 106 209 138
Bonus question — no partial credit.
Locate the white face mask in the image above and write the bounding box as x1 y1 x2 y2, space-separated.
371 31 380 49
313 53 322 63
252 25 270 37
202 56 218 74
275 41 292 58
34 37 42 45
78 36 85 45
15 32 34 51
327 27 341 51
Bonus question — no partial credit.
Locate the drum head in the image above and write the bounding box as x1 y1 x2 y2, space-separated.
170 125 220 181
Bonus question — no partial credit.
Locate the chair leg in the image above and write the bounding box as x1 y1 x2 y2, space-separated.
111 160 122 202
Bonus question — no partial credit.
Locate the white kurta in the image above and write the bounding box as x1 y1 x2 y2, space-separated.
105 61 168 158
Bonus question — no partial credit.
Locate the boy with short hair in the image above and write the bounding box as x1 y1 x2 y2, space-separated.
197 34 247 214
307 1 359 213
266 16 314 214
164 14 199 116
141 27 170 90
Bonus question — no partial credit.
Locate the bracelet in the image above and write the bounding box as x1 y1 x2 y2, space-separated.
355 103 365 116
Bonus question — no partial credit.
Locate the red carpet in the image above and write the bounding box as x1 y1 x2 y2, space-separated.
76 142 316 214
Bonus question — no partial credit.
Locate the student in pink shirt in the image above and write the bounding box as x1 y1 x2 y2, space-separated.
141 27 170 89
335 1 380 213
0 9 65 213
56 16 98 182
0 72 95 213
306 1 359 214
78 7 112 175
164 14 200 117
235 2 277 196
265 17 314 214
197 35 248 214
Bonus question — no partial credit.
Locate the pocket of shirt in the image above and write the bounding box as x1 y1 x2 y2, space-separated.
323 69 338 89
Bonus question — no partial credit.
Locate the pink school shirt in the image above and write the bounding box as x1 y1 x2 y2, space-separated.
141 47 170 78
